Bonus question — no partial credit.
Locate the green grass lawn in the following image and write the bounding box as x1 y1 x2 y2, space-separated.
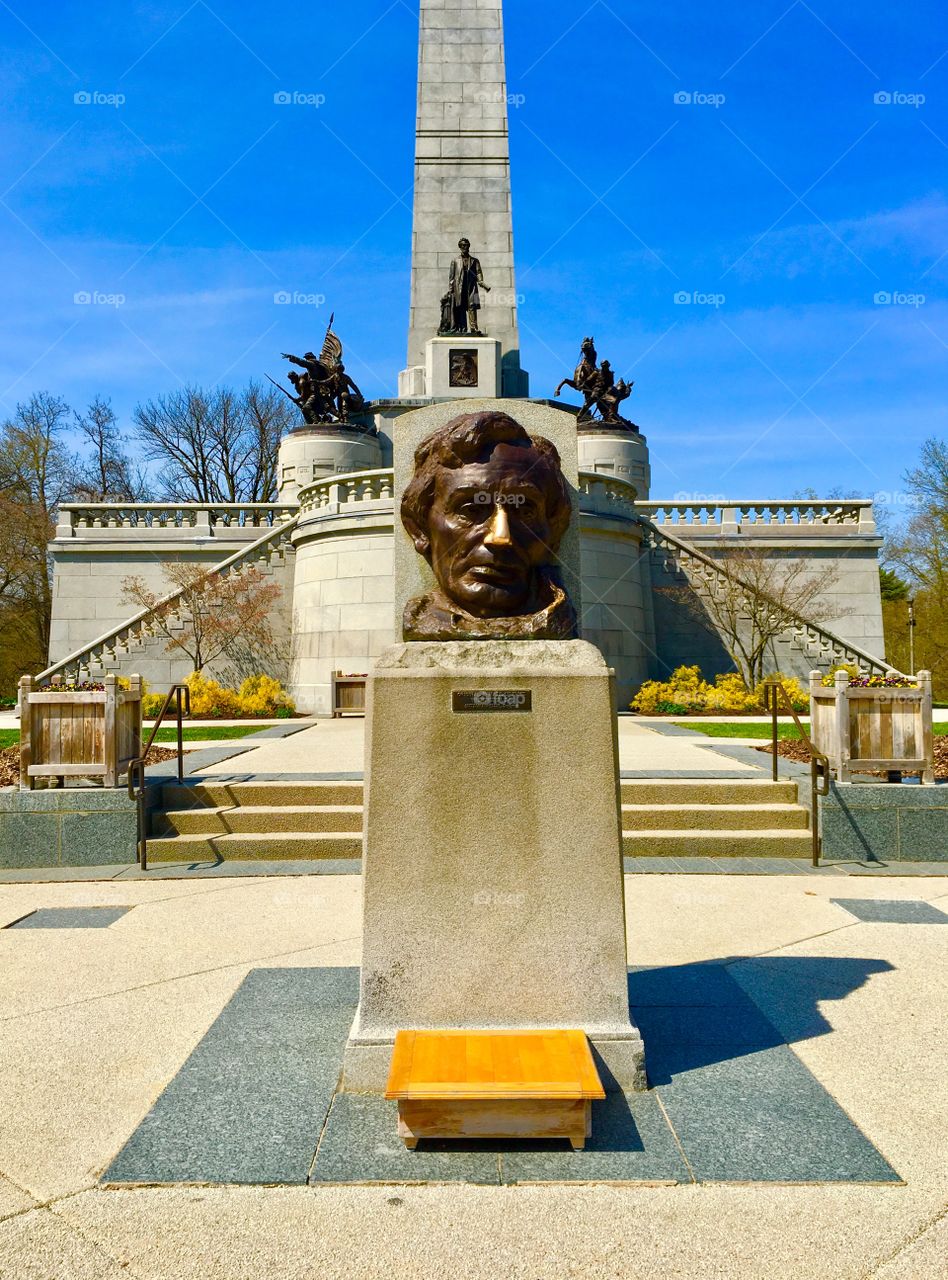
674 722 808 740
677 721 948 740
0 724 268 750
147 724 268 744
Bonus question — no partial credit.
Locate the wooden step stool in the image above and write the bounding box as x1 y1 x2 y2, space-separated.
385 1029 605 1150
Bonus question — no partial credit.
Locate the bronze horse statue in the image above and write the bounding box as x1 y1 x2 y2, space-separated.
555 338 635 426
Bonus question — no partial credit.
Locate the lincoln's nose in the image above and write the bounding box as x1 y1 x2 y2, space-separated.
484 504 513 547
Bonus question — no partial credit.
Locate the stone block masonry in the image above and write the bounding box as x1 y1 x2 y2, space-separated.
821 782 948 862
0 787 138 869
406 0 527 396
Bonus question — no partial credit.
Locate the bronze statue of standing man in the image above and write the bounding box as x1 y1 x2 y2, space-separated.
439 237 491 336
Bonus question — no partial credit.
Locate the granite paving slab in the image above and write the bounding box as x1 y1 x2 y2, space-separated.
103 967 358 1186
498 1091 690 1185
830 898 948 924
4 906 132 929
310 1095 503 1185
651 1043 901 1183
102 962 901 1188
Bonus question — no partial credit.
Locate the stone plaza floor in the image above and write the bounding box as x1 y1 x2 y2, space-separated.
0 719 945 1277
0 863 946 1278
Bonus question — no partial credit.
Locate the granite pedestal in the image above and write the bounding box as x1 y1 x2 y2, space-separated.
342 639 646 1093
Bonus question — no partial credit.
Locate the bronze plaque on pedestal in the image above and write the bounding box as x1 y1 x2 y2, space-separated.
452 690 532 713
449 349 478 388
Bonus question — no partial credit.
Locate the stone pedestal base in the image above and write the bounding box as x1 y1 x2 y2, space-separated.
342 639 646 1093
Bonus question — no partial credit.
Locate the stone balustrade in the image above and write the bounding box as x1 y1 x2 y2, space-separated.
637 499 876 535
298 470 396 517
55 503 297 538
290 470 878 542
577 473 640 519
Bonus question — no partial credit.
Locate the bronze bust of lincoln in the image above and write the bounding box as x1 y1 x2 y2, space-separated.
400 411 578 641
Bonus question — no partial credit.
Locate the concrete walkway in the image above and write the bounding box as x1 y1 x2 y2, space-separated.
199 718 761 778
0 871 945 1278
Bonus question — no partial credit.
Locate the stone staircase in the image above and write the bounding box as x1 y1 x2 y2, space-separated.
147 776 813 862
621 778 812 858
149 780 363 861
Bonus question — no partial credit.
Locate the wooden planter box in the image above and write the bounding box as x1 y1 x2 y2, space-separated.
331 671 367 718
19 674 143 790
810 669 935 785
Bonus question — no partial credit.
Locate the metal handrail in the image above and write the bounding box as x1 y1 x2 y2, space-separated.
127 684 191 872
761 679 830 868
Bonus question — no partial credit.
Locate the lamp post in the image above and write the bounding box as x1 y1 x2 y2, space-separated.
908 597 916 676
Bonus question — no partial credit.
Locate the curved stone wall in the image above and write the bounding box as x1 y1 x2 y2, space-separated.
577 428 651 499
277 427 383 503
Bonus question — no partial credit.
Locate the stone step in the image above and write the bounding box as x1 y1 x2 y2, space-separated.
621 803 808 832
620 779 799 806
159 780 364 810
622 829 814 858
157 805 363 837
146 832 363 862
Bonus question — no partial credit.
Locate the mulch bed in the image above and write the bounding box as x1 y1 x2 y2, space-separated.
759 738 948 782
1 745 183 789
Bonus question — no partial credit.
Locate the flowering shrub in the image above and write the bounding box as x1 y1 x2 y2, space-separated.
236 674 295 716
186 672 295 719
142 674 296 719
754 673 809 713
631 666 808 714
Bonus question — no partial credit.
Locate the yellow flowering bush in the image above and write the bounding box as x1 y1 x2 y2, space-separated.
236 675 295 716
705 673 760 713
631 666 809 714
753 673 809 713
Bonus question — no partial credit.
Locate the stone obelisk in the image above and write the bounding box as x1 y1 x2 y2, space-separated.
399 0 529 399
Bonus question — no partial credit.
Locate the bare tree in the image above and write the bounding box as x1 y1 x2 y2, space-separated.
121 564 282 673
0 392 75 677
885 436 948 690
133 382 295 504
73 396 141 501
663 544 840 689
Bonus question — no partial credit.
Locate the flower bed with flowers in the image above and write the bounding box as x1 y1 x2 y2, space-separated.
819 664 918 690
142 673 296 720
631 665 808 716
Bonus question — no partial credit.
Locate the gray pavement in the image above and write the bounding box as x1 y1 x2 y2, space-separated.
0 872 945 1278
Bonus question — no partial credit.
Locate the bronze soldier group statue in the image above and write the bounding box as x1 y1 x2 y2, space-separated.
555 337 636 429
269 315 372 431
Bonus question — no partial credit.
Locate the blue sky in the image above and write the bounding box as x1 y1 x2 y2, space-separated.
0 0 945 504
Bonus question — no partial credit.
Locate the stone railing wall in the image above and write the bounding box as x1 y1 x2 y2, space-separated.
577 473 640 520
637 499 876 535
297 470 395 517
55 503 297 538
